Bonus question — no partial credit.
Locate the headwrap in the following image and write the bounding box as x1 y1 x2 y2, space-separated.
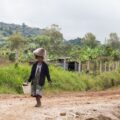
33 48 46 57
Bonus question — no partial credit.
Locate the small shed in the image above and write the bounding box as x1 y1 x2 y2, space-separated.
68 61 79 71
57 57 70 70
48 57 79 72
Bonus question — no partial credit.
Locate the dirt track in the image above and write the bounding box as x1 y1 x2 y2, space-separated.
0 89 120 120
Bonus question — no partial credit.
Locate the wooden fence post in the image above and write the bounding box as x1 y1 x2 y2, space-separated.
100 61 102 73
108 62 111 71
87 60 90 72
105 62 108 72
78 61 81 73
64 58 66 70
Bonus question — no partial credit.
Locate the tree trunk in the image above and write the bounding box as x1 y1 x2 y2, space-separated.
15 50 19 62
87 60 90 72
104 62 107 72
112 62 115 70
93 61 97 75
115 61 119 70
100 61 102 73
118 61 120 68
78 61 81 73
108 62 111 71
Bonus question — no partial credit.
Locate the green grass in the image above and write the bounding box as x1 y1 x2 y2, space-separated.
0 64 120 94
0 64 30 94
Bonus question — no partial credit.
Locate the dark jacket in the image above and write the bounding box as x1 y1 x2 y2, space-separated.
28 61 51 86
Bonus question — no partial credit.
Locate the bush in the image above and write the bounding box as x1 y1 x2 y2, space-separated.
9 53 16 62
0 64 30 94
95 70 120 90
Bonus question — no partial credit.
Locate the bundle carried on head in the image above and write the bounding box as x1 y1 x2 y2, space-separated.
33 48 46 57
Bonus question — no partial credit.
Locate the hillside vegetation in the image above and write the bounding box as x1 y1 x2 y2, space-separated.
0 22 44 39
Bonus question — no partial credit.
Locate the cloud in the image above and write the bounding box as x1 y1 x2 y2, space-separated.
0 0 120 42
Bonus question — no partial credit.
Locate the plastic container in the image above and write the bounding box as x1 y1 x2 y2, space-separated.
22 84 31 94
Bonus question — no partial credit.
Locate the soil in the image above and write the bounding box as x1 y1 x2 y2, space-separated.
0 89 120 120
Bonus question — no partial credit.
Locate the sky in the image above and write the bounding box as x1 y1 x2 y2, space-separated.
0 0 120 42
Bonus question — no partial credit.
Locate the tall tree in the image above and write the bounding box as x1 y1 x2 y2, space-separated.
107 33 120 49
82 33 100 48
35 35 50 49
44 24 64 56
8 32 26 62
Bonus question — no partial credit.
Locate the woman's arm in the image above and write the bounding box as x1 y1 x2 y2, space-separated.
46 65 52 83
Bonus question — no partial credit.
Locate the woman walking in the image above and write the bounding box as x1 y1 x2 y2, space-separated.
27 48 52 107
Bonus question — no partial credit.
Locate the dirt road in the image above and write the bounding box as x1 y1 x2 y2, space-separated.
0 89 120 120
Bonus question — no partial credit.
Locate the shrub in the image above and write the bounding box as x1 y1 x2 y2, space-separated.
0 64 30 94
9 53 16 62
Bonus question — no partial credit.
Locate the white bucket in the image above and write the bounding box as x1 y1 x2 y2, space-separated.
22 84 31 94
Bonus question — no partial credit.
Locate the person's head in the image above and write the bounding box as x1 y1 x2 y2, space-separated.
33 48 46 62
35 55 44 62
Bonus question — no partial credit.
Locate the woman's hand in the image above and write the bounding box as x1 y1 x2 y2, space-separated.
48 81 52 87
23 81 29 86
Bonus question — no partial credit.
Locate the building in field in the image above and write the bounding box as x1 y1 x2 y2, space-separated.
48 57 79 71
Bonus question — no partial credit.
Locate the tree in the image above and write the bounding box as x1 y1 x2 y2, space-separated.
44 24 64 56
107 33 120 49
8 32 26 62
82 33 100 48
111 49 120 61
34 35 50 50
69 45 82 72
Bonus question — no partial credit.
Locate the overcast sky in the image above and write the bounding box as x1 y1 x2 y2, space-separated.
0 0 120 42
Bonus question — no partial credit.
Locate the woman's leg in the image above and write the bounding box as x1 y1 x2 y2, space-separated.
35 96 41 107
35 85 42 107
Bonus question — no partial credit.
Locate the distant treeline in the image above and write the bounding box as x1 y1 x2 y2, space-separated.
0 22 44 38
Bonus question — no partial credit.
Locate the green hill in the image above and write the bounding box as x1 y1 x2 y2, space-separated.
0 22 44 38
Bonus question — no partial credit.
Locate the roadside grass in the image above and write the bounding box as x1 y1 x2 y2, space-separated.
0 64 120 94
